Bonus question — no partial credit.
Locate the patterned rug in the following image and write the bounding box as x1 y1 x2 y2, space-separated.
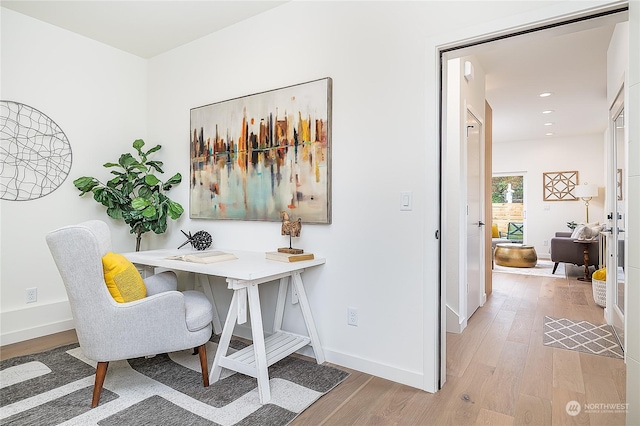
543 316 623 359
0 336 349 425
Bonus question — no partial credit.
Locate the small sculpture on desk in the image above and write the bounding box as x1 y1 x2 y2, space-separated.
279 211 304 254
178 230 212 250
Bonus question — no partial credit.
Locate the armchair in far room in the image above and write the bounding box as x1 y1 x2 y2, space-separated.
549 231 600 274
506 222 523 243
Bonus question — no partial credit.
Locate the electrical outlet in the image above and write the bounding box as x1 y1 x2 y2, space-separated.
543 240 549 246
26 287 37 303
347 307 358 326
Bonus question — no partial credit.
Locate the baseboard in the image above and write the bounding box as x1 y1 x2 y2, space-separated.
322 347 426 391
233 324 426 391
1 319 75 347
1 301 74 346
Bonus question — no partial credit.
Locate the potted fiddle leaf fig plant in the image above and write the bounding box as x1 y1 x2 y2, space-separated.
73 139 184 251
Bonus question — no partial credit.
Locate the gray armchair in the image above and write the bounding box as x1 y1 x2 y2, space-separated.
549 231 599 274
46 220 213 407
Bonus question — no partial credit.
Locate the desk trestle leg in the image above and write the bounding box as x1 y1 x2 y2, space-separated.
291 272 325 364
197 274 223 334
209 290 238 384
209 273 323 405
247 285 271 404
273 277 289 333
209 285 272 404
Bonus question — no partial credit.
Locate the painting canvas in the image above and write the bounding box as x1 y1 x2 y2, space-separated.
190 78 332 223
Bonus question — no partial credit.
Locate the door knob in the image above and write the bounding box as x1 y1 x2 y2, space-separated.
478 221 485 227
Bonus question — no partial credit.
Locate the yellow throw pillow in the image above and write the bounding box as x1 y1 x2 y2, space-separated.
491 224 499 238
102 252 146 303
593 268 607 281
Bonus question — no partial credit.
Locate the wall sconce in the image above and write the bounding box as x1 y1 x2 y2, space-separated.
574 183 598 223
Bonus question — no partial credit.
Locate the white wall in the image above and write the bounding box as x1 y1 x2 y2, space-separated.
2 1 635 397
607 21 629 105
144 1 435 388
1 8 148 343
493 133 606 258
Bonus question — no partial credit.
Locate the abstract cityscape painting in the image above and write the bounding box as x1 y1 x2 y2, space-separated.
190 78 332 223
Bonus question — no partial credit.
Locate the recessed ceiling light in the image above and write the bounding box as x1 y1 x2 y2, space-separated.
544 122 554 126
545 132 554 136
542 110 554 114
539 92 552 97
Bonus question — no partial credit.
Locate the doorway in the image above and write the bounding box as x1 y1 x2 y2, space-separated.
438 7 629 389
491 174 526 245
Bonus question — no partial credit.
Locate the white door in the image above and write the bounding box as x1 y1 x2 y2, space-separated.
607 87 626 350
466 111 484 318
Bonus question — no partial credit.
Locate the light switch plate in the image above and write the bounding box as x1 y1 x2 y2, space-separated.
400 191 413 211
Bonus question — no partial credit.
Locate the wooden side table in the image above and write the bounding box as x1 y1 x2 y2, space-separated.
573 239 598 281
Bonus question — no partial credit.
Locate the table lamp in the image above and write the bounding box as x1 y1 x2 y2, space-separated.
574 183 598 222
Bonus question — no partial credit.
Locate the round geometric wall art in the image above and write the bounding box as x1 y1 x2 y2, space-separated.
1 100 72 201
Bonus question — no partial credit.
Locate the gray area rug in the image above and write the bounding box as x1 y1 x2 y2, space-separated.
543 316 623 359
0 336 349 425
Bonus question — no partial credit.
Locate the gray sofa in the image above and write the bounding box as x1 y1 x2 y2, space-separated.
549 231 599 274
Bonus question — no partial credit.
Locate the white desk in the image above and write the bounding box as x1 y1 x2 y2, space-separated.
122 249 326 404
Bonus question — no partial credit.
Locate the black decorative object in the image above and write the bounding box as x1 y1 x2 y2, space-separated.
1 100 72 201
178 230 212 250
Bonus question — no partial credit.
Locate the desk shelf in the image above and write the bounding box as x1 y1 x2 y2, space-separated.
218 331 311 378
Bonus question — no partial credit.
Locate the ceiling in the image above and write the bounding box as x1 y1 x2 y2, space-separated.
1 2 628 143
471 15 624 144
1 1 288 59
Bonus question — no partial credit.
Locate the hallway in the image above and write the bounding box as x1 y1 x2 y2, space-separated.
443 271 626 425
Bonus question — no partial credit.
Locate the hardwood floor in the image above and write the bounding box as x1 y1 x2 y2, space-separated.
1 271 626 425
299 271 626 425
0 328 78 361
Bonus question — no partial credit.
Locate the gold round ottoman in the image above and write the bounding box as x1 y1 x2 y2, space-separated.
494 243 537 268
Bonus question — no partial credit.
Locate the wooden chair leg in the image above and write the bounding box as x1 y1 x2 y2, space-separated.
92 361 109 408
198 344 209 387
552 262 559 274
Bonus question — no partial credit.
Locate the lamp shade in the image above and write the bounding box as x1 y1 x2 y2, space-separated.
574 183 598 198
